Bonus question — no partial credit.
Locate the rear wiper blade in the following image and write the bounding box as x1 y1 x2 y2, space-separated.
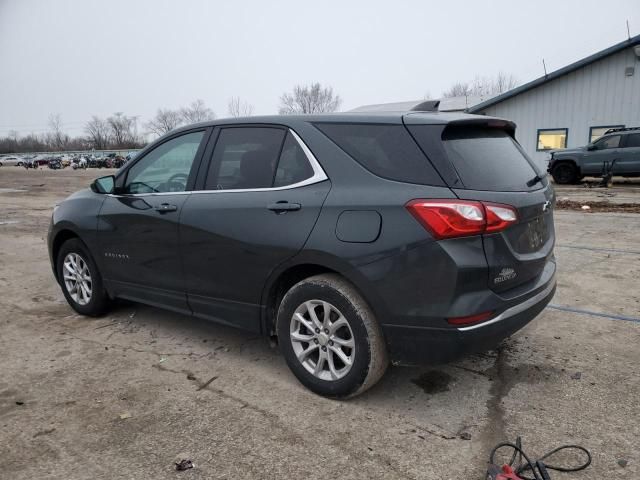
526 174 543 187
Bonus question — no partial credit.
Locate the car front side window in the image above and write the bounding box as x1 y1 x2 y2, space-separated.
594 135 621 150
124 131 205 194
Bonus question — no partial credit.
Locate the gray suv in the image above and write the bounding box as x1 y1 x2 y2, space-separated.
548 127 640 184
48 112 556 398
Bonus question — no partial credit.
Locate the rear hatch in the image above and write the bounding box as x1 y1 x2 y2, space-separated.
405 116 555 293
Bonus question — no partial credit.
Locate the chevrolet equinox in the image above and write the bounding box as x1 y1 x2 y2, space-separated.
48 112 556 398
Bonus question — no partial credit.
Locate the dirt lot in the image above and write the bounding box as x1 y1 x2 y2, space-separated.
1 168 639 479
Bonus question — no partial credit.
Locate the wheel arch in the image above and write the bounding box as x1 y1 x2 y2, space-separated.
50 228 82 282
552 158 580 172
261 256 388 338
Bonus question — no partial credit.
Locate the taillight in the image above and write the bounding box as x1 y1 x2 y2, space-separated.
406 199 517 239
484 203 518 233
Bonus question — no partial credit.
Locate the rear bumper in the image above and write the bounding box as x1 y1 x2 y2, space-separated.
382 276 556 365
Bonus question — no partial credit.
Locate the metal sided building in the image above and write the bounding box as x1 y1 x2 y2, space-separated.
468 34 640 167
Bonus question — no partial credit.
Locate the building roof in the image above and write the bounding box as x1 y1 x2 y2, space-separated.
468 34 640 113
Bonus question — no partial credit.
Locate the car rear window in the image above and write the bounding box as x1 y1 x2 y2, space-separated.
412 126 541 192
314 123 443 186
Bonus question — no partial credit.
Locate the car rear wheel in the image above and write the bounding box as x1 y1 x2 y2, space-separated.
277 274 388 398
56 238 110 316
551 162 578 184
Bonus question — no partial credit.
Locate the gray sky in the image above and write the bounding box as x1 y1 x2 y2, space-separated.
0 0 638 136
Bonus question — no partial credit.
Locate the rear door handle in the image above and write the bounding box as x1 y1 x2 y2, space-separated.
267 201 301 213
154 203 178 213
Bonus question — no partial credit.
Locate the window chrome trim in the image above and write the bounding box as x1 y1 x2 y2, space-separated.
109 128 328 198
192 128 328 194
107 191 191 197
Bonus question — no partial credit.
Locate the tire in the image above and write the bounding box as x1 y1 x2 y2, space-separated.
551 162 578 184
277 274 388 398
56 238 111 316
17 162 23 167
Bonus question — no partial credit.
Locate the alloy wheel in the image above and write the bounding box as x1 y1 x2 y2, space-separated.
62 253 93 306
289 300 355 381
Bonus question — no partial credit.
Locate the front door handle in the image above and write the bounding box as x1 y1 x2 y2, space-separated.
267 201 301 213
155 203 178 213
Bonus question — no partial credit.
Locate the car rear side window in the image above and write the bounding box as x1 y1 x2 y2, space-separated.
273 132 315 187
433 127 540 192
205 127 286 190
314 123 443 185
624 134 640 148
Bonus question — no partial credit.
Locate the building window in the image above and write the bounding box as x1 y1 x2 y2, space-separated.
589 125 624 143
537 129 567 151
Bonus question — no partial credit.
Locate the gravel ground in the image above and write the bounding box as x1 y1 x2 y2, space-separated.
0 168 638 479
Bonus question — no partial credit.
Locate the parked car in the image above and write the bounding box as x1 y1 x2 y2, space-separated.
125 151 139 162
23 158 39 169
48 159 63 170
105 155 125 169
32 156 52 167
0 156 24 167
88 157 107 169
48 112 556 398
548 126 640 184
72 157 88 170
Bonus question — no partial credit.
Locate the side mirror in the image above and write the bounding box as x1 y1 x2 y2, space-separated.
587 144 597 151
91 175 115 194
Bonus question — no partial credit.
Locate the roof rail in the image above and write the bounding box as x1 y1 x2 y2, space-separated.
604 126 640 134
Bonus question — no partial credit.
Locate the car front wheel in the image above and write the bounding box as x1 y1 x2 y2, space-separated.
277 274 388 398
56 238 110 316
551 162 578 184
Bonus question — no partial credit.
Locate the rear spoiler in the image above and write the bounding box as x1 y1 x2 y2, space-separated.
445 118 516 138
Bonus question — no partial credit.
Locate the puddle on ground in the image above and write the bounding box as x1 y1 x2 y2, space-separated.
411 370 454 394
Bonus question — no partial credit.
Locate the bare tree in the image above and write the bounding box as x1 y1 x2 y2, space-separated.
146 108 183 137
1 112 145 154
180 99 215 124
48 114 69 151
84 116 111 150
227 97 254 117
278 83 342 114
107 112 141 148
492 72 518 95
442 82 472 98
443 73 518 98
